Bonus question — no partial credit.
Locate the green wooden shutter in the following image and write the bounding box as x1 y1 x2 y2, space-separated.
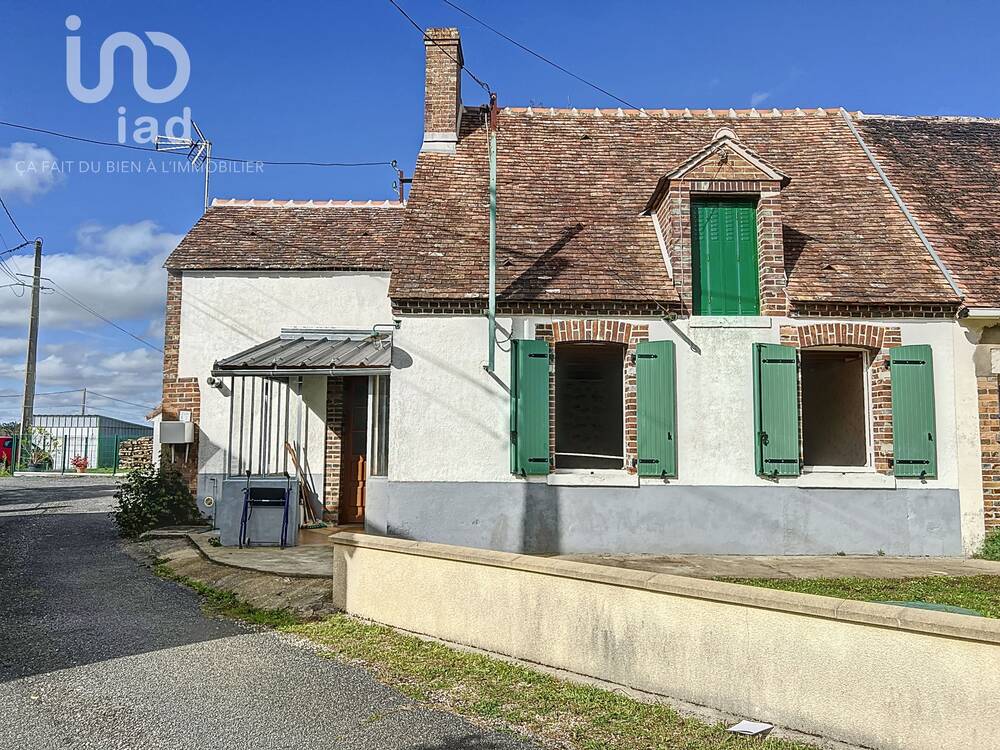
510 339 551 475
691 200 760 316
753 343 800 477
890 345 937 478
636 340 678 477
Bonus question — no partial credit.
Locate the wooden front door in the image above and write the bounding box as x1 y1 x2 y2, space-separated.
339 377 368 524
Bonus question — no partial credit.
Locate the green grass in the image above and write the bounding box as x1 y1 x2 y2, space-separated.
156 562 811 750
722 575 1000 618
153 563 301 628
288 616 812 750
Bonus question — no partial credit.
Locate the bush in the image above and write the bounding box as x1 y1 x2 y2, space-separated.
976 529 1000 562
113 464 204 538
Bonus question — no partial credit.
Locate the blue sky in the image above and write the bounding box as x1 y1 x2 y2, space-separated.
0 0 996 423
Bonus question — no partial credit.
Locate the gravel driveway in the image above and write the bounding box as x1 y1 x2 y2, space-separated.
0 476 535 750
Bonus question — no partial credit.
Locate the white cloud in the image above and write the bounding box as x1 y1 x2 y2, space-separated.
0 342 162 422
0 142 63 199
77 219 183 259
0 337 26 357
0 220 180 330
750 91 771 106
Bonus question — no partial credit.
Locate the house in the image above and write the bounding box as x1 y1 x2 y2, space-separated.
158 28 1000 556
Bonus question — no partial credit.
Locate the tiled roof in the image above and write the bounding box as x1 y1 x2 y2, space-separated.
857 115 1000 308
165 200 405 271
391 106 959 306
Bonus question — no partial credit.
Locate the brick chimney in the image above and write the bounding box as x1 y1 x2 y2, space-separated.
422 28 463 154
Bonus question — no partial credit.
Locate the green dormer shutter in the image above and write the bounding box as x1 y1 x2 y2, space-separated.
510 339 551 475
890 345 937 478
753 343 800 477
636 340 678 477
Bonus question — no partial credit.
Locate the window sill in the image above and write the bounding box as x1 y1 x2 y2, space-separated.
547 470 639 488
783 470 897 489
689 316 773 329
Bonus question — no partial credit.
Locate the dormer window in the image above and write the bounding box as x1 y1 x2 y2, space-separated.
643 127 790 317
691 197 760 315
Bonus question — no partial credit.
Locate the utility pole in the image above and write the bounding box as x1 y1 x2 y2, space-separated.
81 387 87 416
16 239 42 469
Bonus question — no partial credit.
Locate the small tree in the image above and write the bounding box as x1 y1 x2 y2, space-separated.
113 464 204 538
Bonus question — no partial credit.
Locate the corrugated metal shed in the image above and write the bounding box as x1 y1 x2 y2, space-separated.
212 329 392 376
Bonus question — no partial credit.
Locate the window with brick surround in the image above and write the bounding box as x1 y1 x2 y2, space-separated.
554 342 625 469
800 349 872 468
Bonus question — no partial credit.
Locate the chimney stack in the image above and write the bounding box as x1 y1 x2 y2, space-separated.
422 28 463 154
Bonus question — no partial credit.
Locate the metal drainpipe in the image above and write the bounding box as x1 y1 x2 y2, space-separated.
486 95 499 373
838 108 964 301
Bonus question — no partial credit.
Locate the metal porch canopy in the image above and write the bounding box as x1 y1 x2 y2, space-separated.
212 328 392 377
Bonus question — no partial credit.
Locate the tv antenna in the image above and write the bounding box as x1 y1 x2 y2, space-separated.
155 121 212 211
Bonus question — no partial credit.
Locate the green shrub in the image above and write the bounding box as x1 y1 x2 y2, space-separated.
976 529 1000 562
113 464 203 538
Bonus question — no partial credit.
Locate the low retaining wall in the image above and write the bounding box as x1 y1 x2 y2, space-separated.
332 531 1000 750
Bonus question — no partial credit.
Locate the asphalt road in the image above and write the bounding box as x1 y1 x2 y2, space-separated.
0 476 535 750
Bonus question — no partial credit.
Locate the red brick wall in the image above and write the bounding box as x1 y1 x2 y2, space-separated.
324 377 344 522
535 320 649 474
780 322 901 474
980 375 1000 530
160 270 200 494
423 28 462 136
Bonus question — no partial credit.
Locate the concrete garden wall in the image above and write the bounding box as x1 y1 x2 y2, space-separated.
332 531 1000 750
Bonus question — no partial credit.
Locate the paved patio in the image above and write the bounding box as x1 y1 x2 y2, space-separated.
555 553 1000 580
146 525 1000 582
144 528 356 578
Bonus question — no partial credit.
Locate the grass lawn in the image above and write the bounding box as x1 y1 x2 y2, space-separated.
721 575 1000 618
156 562 813 750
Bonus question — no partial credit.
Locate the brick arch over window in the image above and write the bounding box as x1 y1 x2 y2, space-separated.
783 322 889 351
780 322 902 474
536 320 650 473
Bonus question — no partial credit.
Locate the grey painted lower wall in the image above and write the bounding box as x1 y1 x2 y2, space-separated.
366 479 963 556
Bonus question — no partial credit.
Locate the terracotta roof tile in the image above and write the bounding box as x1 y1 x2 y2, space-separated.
391 107 957 305
165 201 404 271
858 116 1000 308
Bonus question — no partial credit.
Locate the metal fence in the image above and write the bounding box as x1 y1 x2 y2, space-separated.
6 432 136 474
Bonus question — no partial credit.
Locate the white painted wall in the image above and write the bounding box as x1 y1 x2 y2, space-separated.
175 269 984 551
177 271 393 501
388 314 971 491
178 271 393 377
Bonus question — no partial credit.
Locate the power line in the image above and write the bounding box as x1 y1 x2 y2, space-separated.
436 0 697 140
0 388 153 412
86 391 154 410
14 273 164 354
387 0 492 95
439 0 636 109
47 284 164 354
0 389 82 398
0 190 29 243
0 119 395 168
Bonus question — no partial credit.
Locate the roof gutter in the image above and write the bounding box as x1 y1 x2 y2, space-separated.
838 108 964 301
961 308 1000 319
